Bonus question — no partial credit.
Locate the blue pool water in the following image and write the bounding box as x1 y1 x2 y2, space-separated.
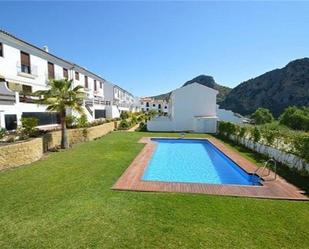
142 138 260 186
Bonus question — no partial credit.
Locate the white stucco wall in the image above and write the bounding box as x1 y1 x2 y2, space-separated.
147 83 218 133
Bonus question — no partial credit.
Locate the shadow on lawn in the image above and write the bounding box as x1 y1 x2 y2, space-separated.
214 135 309 196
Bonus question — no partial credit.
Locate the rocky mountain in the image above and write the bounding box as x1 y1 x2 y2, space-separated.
220 58 309 117
152 75 231 104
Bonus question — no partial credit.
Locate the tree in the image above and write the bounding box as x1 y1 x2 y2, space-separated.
279 106 309 131
250 108 274 125
34 79 85 149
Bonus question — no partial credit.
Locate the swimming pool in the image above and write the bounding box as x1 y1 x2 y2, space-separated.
142 138 261 186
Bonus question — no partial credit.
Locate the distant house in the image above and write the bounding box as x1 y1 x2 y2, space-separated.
217 105 246 124
140 97 169 113
147 83 218 133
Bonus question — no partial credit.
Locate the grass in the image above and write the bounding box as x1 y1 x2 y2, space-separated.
0 132 308 249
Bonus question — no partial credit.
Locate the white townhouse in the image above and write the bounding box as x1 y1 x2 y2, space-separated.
104 82 138 118
147 83 218 133
140 97 169 114
0 30 136 130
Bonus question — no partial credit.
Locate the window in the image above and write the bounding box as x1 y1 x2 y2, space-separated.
141 102 143 105
0 43 3 57
165 106 167 109
48 62 55 79
75 71 79 80
146 102 149 107
22 85 32 94
22 112 60 126
20 51 31 74
63 68 68 78
100 82 103 89
153 104 156 107
84 76 88 88
94 80 97 91
158 104 161 109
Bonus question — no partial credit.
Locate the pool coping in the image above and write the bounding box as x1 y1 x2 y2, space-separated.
112 137 308 200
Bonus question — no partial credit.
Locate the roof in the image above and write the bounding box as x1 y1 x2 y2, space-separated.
0 30 106 82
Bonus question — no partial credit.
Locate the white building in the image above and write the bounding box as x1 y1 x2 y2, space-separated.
0 30 137 130
104 82 138 118
217 105 246 124
140 97 169 114
147 83 218 133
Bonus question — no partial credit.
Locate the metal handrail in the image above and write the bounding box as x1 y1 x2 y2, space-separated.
254 158 277 182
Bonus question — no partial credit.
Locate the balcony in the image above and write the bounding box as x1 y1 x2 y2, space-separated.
94 97 111 106
19 93 38 104
0 81 16 105
16 61 38 79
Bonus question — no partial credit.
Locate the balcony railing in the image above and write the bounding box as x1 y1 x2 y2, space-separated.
19 94 38 104
16 61 38 77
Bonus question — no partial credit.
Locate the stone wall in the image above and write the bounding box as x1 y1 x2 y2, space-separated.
0 138 43 170
0 121 119 170
229 135 309 174
43 121 119 151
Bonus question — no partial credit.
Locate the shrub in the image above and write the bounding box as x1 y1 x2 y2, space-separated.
65 115 77 128
238 127 247 138
293 134 309 162
76 114 88 128
250 108 274 125
218 121 237 137
118 119 130 130
251 127 261 143
131 116 137 125
279 106 309 131
138 122 147 132
0 128 6 139
20 117 39 138
120 111 129 120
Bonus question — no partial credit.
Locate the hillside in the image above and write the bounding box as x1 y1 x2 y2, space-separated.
220 58 309 117
152 75 231 103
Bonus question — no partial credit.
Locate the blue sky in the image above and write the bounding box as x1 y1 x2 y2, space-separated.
1 1 309 96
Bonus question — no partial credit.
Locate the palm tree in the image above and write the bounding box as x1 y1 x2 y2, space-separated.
34 79 85 149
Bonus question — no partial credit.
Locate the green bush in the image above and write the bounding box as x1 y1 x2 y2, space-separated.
0 128 6 139
65 115 77 128
131 116 137 125
20 117 39 138
218 121 237 137
120 111 129 120
293 134 309 162
137 122 147 132
76 114 88 128
251 127 261 143
250 108 274 125
279 106 309 131
118 119 130 130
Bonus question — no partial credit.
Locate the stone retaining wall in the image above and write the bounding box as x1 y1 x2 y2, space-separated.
0 138 43 170
0 121 120 170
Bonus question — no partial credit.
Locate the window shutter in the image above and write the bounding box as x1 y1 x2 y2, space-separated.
48 62 54 79
21 52 30 66
94 80 97 91
85 76 88 88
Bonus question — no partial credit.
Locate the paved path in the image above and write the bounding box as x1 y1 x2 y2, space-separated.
127 124 139 132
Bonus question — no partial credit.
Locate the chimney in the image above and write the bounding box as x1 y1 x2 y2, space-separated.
43 45 49 52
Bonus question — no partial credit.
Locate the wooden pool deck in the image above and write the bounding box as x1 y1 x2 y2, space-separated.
112 137 308 200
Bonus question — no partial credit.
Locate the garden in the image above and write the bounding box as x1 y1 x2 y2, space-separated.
0 132 308 249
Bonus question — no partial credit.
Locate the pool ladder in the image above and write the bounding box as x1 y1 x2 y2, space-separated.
253 159 277 184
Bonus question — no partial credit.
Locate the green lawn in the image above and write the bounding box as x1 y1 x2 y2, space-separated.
0 132 308 249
